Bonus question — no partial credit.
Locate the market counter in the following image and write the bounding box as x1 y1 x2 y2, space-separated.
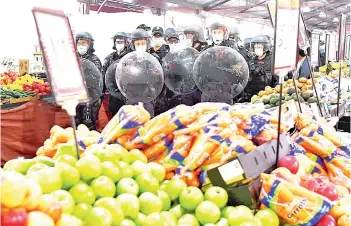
1 99 71 165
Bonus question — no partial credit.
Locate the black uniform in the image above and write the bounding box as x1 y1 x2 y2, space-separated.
244 52 278 101
149 44 170 60
80 51 102 72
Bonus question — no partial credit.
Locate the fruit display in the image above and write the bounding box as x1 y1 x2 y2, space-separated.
2 102 351 226
0 72 51 95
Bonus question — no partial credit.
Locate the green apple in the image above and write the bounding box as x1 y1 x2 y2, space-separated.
157 190 171 211
101 161 121 183
28 167 62 194
179 186 204 211
94 197 124 225
135 173 159 194
253 216 263 226
55 155 77 167
123 149 147 164
144 212 166 226
33 156 55 167
84 207 112 226
116 178 139 196
161 211 177 226
75 155 102 182
90 144 122 163
160 180 169 190
1 171 28 208
56 162 80 190
204 186 228 209
117 161 134 179
195 201 221 225
120 219 136 226
4 158 35 174
178 213 200 226
204 224 216 226
227 205 254 226
108 144 129 161
26 211 55 226
54 143 78 159
73 203 92 220
139 192 163 214
147 162 166 182
164 178 187 201
90 176 116 198
131 160 150 177
116 193 140 219
217 218 229 226
221 206 235 218
254 208 279 226
51 190 75 214
56 213 83 226
69 181 96 205
239 219 262 226
134 212 147 226
27 163 49 174
169 204 186 220
23 179 43 210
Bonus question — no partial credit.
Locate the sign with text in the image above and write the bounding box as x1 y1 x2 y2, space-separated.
338 14 347 61
328 34 337 62
273 0 300 76
311 33 320 67
19 59 29 75
1 57 15 72
32 8 88 104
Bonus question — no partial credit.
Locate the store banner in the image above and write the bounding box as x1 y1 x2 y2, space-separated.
273 0 300 76
328 34 337 62
311 33 320 67
338 14 347 61
32 8 88 105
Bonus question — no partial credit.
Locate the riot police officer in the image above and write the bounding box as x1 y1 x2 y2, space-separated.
165 28 177 39
149 26 169 60
245 35 278 101
243 38 252 51
208 22 237 49
76 32 102 71
165 31 180 52
136 24 151 32
183 25 208 52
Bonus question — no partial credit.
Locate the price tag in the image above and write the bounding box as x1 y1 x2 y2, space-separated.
1 57 15 72
19 59 29 75
218 160 245 184
32 8 88 105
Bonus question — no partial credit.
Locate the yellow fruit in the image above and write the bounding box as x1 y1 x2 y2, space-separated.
258 91 265 97
287 79 293 84
265 86 271 91
297 82 303 88
283 88 288 94
298 77 308 83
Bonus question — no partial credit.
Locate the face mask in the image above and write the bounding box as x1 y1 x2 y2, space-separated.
153 38 163 47
77 46 88 55
135 46 147 53
213 34 223 45
115 44 125 52
169 44 178 52
185 39 193 47
255 49 264 57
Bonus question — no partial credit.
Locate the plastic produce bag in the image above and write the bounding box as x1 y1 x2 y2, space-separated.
260 173 333 226
98 103 150 144
132 105 198 146
296 134 335 158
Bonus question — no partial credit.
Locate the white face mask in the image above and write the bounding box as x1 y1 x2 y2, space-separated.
135 46 147 53
152 38 164 47
115 43 125 52
213 34 224 45
169 44 178 52
185 39 193 47
255 49 264 57
77 46 88 55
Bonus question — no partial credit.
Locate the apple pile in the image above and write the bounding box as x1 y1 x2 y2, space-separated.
2 142 281 226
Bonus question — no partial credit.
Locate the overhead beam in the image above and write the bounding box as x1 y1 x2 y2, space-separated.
239 1 266 13
204 0 231 11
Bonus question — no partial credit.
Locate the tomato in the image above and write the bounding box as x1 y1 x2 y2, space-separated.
44 82 50 86
23 87 30 91
34 89 40 94
32 83 39 89
315 183 339 201
45 87 51 93
39 86 46 93
315 214 336 226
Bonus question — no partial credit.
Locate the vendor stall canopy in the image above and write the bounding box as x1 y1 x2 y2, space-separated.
79 0 350 30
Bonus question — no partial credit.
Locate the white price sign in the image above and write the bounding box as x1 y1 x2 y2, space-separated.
32 8 88 104
273 0 300 76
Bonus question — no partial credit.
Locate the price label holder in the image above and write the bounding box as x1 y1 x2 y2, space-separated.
32 7 88 159
19 59 30 75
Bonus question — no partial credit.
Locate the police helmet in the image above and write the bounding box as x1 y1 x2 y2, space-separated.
130 29 151 50
184 25 206 43
76 32 95 51
112 32 128 50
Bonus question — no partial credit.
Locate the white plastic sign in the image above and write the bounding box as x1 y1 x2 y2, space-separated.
32 8 88 104
338 14 347 61
311 33 320 67
328 34 337 62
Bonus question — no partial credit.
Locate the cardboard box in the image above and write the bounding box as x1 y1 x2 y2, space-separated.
207 134 290 209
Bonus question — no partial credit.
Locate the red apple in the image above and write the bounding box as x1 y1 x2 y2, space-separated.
314 176 330 184
277 156 299 174
39 86 46 93
44 82 50 86
45 87 51 93
315 214 336 226
315 183 339 201
38 194 62 222
301 178 319 191
1 207 28 226
34 89 40 94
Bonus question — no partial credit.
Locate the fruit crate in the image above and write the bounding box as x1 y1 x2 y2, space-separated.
207 134 290 209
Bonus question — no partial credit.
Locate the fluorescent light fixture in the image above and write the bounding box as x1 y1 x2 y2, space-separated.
302 7 311 12
166 2 178 7
333 17 339 22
